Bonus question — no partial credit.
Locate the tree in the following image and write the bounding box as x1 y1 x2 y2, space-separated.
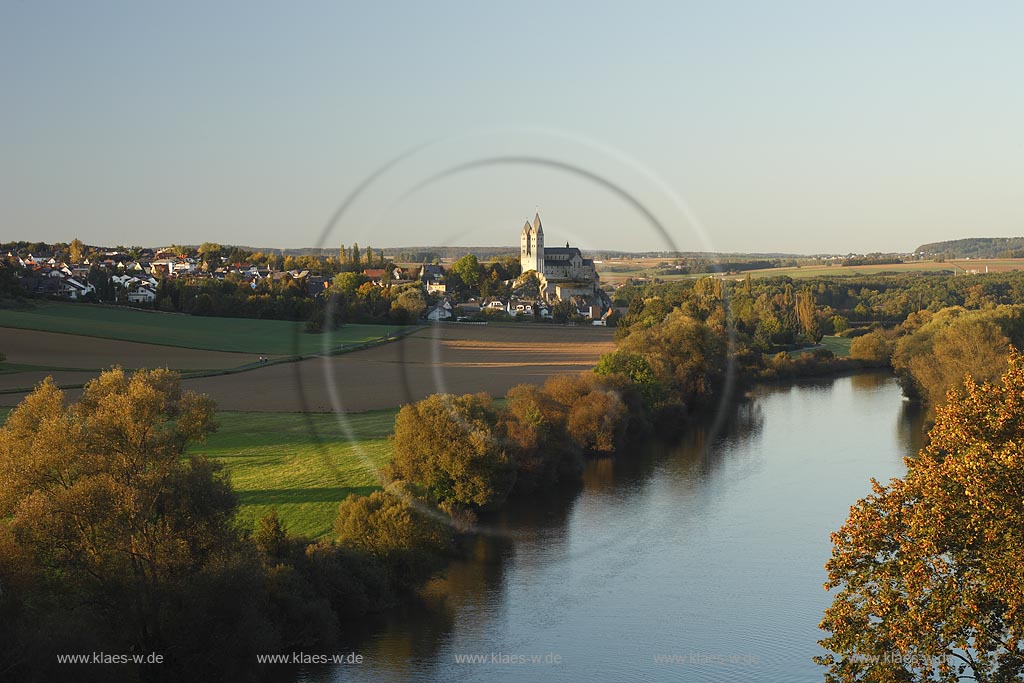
892 307 1012 408
566 389 627 453
848 330 892 365
387 393 515 507
390 288 426 322
0 368 246 669
500 383 578 492
818 352 1024 682
333 483 453 590
69 237 85 263
451 254 483 290
351 242 361 267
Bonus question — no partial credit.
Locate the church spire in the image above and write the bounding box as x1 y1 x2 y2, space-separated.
533 211 543 234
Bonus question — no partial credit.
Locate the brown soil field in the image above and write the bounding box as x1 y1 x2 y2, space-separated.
0 371 100 393
0 324 615 411
0 327 274 370
177 324 616 411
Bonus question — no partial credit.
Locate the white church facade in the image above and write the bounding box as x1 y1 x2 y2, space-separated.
519 212 600 302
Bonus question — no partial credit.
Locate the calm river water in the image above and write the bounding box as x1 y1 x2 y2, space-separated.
298 373 923 683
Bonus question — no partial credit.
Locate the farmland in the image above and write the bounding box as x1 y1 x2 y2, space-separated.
0 301 404 354
0 322 616 411
596 257 1024 284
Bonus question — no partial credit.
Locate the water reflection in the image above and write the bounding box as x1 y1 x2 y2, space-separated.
299 372 911 683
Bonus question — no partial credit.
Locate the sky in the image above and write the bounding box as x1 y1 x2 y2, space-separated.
2 1 1023 255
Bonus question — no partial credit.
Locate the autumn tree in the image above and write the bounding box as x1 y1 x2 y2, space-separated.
500 383 579 492
818 352 1024 682
0 369 262 677
848 330 892 365
387 393 515 507
333 483 453 590
892 307 1013 408
69 237 85 263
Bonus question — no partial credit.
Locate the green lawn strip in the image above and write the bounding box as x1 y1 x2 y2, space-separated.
193 410 397 539
0 302 407 355
789 335 853 358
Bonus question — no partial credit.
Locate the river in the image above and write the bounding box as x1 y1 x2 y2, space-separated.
297 373 922 682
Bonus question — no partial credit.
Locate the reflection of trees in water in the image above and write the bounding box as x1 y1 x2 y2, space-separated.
849 371 892 392
578 398 766 499
341 482 582 678
652 397 767 490
897 398 927 458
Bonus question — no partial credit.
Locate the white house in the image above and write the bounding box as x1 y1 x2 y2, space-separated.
426 303 452 321
127 286 157 304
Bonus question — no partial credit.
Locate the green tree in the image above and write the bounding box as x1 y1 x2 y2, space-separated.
818 352 1024 682
451 254 483 290
387 393 514 507
390 288 426 322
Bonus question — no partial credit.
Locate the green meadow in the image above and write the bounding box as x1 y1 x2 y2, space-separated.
789 335 853 358
195 410 395 538
0 302 405 355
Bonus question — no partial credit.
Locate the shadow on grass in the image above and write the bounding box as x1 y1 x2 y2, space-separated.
238 486 380 505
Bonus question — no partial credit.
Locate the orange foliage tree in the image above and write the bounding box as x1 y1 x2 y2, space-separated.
817 352 1024 681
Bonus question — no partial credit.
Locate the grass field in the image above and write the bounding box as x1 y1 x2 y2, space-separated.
0 302 404 355
789 335 853 358
196 410 395 538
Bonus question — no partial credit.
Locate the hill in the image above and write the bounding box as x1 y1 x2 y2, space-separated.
915 237 1024 259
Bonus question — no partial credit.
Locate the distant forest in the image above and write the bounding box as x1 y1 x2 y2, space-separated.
915 237 1024 259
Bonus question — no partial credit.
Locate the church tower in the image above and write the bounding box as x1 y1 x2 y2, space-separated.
520 220 535 272
530 212 544 276
519 212 545 275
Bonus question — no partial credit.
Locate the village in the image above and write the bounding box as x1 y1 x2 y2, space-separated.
2 214 617 325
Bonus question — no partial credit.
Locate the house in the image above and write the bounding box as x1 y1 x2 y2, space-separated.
418 264 445 283
305 275 328 298
127 286 157 304
483 298 507 310
506 299 536 316
426 302 453 321
457 298 482 316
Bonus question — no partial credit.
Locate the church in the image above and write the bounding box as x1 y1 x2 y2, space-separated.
519 212 600 302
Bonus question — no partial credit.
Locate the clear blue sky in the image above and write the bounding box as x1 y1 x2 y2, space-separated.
2 1 1022 254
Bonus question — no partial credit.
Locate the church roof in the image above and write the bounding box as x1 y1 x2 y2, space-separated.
533 212 543 233
542 246 581 255
522 220 532 234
